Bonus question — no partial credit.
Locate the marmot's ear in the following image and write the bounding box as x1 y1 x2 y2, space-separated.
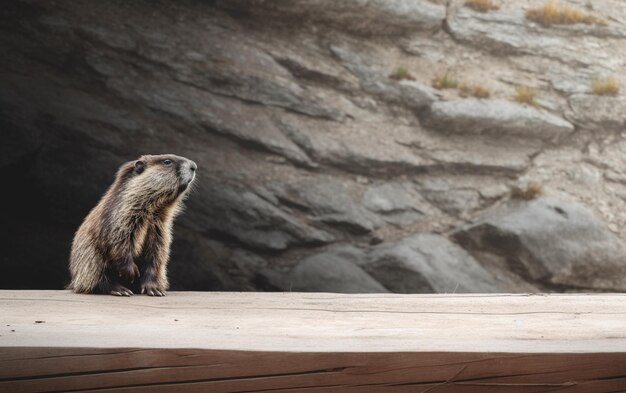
134 160 145 174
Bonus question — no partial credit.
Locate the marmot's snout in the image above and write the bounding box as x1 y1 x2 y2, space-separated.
179 158 197 187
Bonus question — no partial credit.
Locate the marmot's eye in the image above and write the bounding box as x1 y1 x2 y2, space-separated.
163 159 173 165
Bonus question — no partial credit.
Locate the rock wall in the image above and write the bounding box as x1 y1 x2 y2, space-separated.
2 0 626 292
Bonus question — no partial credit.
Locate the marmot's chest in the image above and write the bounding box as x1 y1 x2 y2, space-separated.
130 203 178 257
132 221 151 257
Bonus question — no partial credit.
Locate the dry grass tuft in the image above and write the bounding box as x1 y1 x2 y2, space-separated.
511 181 543 200
459 83 491 98
389 66 415 81
513 85 538 107
464 0 499 12
591 77 620 96
432 72 459 90
526 0 607 26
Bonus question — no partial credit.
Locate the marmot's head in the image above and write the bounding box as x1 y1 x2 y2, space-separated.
117 154 197 206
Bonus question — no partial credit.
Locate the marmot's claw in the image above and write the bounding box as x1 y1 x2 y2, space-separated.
110 285 133 297
142 285 166 297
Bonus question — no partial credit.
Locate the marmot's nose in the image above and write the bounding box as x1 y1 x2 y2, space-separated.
189 161 197 172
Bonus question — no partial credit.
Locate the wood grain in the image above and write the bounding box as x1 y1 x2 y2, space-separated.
1 291 626 392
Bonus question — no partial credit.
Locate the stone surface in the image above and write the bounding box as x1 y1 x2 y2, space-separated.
329 42 438 111
567 94 626 131
454 197 626 291
414 178 483 217
447 6 624 69
361 234 500 293
289 246 389 293
362 183 428 225
426 99 574 141
280 116 434 175
217 0 446 36
268 176 382 234
186 186 335 251
397 80 439 110
4 0 626 293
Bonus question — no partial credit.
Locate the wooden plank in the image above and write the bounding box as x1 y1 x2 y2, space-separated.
2 291 626 353
1 291 626 392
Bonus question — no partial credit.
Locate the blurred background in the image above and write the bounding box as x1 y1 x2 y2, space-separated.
3 0 626 293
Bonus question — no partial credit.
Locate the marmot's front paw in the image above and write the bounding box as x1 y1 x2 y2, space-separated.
141 284 166 297
118 262 140 283
110 284 133 297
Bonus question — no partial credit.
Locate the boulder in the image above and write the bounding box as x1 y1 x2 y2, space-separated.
361 234 500 293
229 249 286 291
217 0 445 36
419 189 481 217
362 183 430 225
268 176 383 233
453 197 626 291
396 80 439 110
408 132 539 175
447 7 624 69
280 118 434 176
268 45 361 92
165 87 318 167
289 246 388 293
329 43 437 110
567 94 626 131
168 231 234 291
426 99 574 141
169 232 285 291
186 186 335 251
414 178 483 217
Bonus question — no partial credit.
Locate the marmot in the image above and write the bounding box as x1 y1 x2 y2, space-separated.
69 154 197 296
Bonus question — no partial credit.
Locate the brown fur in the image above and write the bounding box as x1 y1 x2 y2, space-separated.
69 154 197 296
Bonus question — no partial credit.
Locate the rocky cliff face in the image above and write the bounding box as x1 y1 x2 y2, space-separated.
3 0 626 292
